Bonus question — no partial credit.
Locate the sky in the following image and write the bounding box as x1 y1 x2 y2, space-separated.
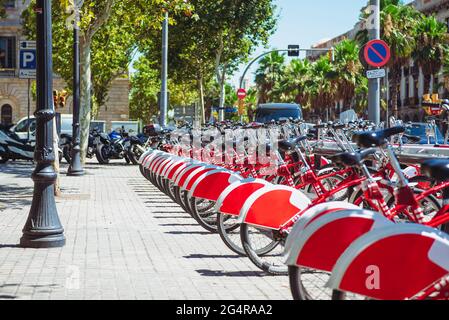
231 0 369 87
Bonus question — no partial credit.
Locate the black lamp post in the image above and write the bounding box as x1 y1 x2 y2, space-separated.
68 0 84 176
20 0 65 248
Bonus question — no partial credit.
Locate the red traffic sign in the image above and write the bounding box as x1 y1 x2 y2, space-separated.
363 40 391 68
237 88 247 100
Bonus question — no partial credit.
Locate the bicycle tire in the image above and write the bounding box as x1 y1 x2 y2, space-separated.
217 213 246 255
190 197 218 233
240 223 287 275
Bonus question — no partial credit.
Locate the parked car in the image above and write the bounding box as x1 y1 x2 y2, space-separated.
254 103 302 123
404 122 444 145
10 114 73 142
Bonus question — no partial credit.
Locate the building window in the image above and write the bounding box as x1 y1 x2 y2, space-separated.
0 36 16 75
1 104 13 125
4 1 15 8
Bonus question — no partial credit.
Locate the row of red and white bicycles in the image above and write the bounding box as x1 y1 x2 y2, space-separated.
138 121 449 300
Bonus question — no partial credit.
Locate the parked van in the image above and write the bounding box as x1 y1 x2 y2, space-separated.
11 114 73 142
254 103 302 123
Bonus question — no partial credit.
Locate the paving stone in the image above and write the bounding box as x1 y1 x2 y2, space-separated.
0 160 298 300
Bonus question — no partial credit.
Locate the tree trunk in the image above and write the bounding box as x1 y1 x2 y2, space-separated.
424 73 431 95
197 76 205 124
218 71 226 121
79 35 92 163
391 74 399 119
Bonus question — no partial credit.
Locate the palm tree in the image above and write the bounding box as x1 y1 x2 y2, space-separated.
413 15 449 95
275 59 311 106
255 51 286 103
333 39 363 110
355 0 403 46
381 3 420 118
306 56 338 119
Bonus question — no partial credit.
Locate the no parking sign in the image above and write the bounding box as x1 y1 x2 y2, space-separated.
363 40 391 68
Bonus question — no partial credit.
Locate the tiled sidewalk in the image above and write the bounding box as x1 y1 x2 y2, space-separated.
0 160 291 300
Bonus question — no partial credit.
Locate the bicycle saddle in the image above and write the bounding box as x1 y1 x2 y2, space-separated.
278 136 308 152
329 148 377 167
421 159 449 182
352 126 405 148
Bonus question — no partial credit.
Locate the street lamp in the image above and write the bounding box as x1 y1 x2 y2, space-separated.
20 0 65 248
68 0 84 176
160 11 169 127
239 46 334 89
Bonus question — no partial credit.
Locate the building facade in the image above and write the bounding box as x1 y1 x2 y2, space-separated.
307 0 449 121
0 0 130 129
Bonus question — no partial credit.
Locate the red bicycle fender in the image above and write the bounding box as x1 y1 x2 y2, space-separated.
285 210 391 272
160 157 180 177
215 179 270 216
142 150 162 166
284 202 361 257
238 186 311 230
149 154 168 172
174 164 206 187
165 160 189 180
328 224 449 300
152 156 171 175
183 166 219 191
143 151 163 169
189 170 242 201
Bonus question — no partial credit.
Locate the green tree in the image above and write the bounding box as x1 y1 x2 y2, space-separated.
276 58 311 106
306 56 338 119
255 51 285 103
333 39 364 108
129 56 160 124
413 15 449 95
381 3 420 118
22 0 191 162
210 0 277 120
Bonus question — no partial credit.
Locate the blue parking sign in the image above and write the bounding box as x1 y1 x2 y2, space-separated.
20 49 36 69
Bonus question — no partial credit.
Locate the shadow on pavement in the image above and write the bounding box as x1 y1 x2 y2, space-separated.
0 162 34 178
184 254 240 259
153 216 191 219
164 231 211 235
0 244 20 249
195 269 266 277
0 184 33 210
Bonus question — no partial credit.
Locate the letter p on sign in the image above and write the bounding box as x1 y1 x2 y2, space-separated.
20 50 36 69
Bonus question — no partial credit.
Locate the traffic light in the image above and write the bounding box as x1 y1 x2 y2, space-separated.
238 99 245 116
328 48 335 62
59 90 68 108
288 45 300 57
53 90 58 108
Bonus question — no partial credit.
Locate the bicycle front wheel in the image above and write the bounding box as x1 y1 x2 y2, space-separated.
240 223 287 275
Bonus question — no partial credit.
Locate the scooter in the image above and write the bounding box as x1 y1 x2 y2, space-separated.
0 128 35 163
0 126 63 164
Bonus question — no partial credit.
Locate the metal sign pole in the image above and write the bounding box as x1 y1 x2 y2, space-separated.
160 11 169 127
368 0 381 124
27 78 31 142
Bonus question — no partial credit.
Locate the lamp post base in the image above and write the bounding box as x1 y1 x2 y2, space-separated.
21 165 66 249
20 234 66 248
67 149 84 176
67 166 84 176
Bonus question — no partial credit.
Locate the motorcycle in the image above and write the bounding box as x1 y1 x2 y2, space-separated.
59 128 101 164
95 128 144 165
